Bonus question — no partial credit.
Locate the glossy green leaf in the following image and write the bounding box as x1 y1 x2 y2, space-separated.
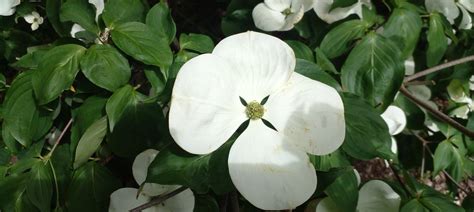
46 0 71 37
74 117 107 169
0 174 29 211
295 59 341 91
147 144 211 192
108 102 166 157
382 7 422 59
194 195 219 212
324 169 359 211
341 33 404 111
102 0 146 27
70 96 107 154
285 40 314 62
26 162 54 212
146 2 176 44
426 13 448 67
3 72 54 146
341 93 395 160
320 20 369 58
179 33 215 54
330 0 358 11
315 48 338 74
310 150 350 172
433 140 464 181
111 22 172 68
66 162 120 212
80 44 131 91
32 44 86 105
208 139 235 194
105 85 145 131
60 0 98 33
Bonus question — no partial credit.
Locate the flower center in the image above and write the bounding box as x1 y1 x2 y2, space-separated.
245 101 265 120
282 8 292 16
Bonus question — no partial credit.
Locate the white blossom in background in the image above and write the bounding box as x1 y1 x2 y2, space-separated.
169 31 345 209
404 56 415 76
109 149 195 212
381 105 406 155
313 0 371 24
23 11 44 31
70 0 104 38
425 0 474 29
316 180 401 212
447 79 474 119
252 0 315 31
0 0 20 16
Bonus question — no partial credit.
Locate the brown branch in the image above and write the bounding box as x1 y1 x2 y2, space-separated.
45 118 73 159
399 86 474 138
404 55 474 82
129 186 187 212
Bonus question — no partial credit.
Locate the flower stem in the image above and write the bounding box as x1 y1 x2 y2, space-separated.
399 86 474 138
404 55 474 82
129 186 187 212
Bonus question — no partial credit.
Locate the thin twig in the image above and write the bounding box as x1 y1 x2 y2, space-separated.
45 118 73 159
411 132 471 195
389 164 411 196
230 191 240 212
404 55 474 82
130 186 187 212
399 86 474 138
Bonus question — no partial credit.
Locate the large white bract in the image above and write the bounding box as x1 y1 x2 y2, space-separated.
313 0 371 24
381 105 406 155
252 0 314 31
0 0 20 16
109 149 195 212
425 0 474 29
316 180 401 212
169 31 345 209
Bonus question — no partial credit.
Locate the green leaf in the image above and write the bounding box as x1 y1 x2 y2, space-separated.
324 168 359 211
46 0 72 37
111 22 172 69
80 44 131 91
74 117 108 169
32 44 86 105
105 85 145 131
401 199 428 212
315 48 338 74
341 33 404 111
208 139 235 194
26 162 54 212
320 20 369 59
0 174 29 211
71 96 107 154
179 33 215 54
341 93 395 160
194 195 219 212
60 0 99 33
426 13 448 67
462 193 474 211
330 0 358 12
146 2 176 44
102 0 146 27
285 40 314 62
108 102 166 157
50 144 73 205
66 162 120 212
433 140 464 181
382 7 422 59
3 72 54 146
147 144 210 192
310 150 350 172
295 59 341 91
144 66 167 96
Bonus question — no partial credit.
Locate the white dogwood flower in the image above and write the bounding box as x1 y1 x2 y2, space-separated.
314 0 371 24
0 0 20 16
425 0 474 29
252 0 314 31
109 149 195 212
169 31 345 209
23 11 43 31
381 105 406 156
316 180 401 212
